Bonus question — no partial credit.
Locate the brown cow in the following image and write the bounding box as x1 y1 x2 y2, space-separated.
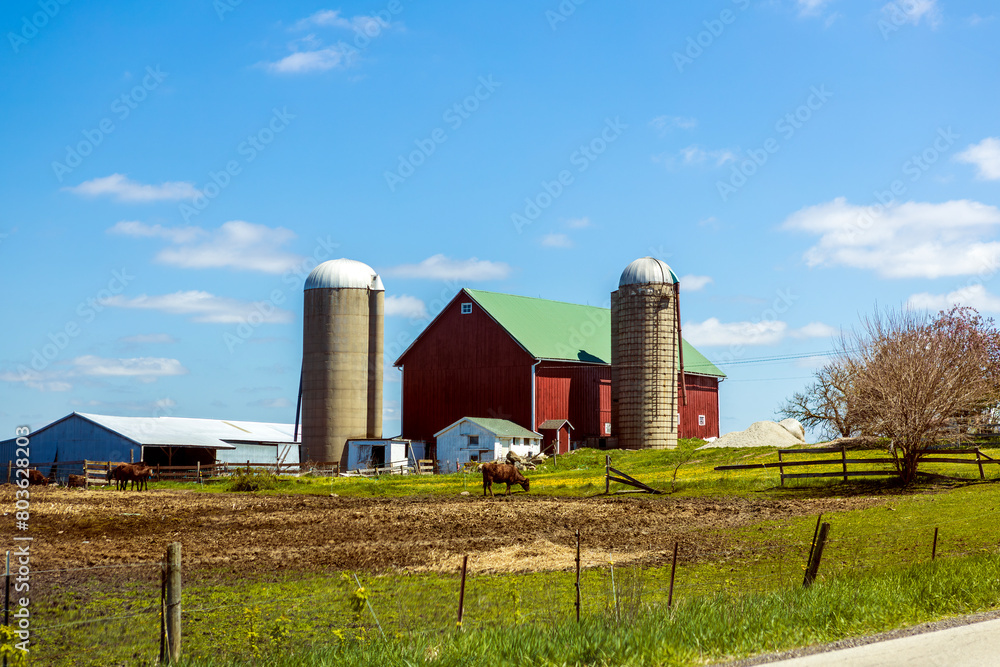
67 474 88 488
27 469 49 486
108 464 129 490
481 462 530 497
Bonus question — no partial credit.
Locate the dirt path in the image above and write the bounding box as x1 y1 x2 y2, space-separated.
2 486 884 575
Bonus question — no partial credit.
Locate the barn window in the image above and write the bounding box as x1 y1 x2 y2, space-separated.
698 415 706 426
604 422 611 435
461 302 472 314
469 435 479 446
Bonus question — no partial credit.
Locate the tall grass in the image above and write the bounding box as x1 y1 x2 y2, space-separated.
178 553 1000 666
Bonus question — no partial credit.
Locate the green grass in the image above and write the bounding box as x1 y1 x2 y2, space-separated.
169 553 1000 666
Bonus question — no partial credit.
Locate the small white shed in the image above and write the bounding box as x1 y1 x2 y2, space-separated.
345 439 413 472
434 417 542 471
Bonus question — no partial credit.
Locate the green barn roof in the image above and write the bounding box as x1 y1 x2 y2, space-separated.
434 417 542 439
464 289 725 378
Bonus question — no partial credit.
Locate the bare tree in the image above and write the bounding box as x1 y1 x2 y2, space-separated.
779 360 856 440
840 307 1000 485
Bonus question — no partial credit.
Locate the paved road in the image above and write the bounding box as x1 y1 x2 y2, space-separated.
768 618 1000 666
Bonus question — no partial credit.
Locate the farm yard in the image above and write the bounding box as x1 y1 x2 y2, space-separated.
8 443 1000 666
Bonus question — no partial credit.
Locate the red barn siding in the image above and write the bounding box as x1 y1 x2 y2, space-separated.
535 362 610 440
679 375 721 440
397 294 534 444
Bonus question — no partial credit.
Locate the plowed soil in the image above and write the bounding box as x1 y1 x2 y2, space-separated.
2 486 883 575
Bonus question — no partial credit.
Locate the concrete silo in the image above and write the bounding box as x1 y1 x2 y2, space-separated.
611 257 681 450
302 259 384 465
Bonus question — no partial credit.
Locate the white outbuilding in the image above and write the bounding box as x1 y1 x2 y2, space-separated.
434 417 542 471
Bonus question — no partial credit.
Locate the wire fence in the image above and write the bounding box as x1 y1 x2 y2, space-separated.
10 502 1000 666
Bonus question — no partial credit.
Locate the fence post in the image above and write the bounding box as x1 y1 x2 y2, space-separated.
932 527 939 560
841 445 848 483
605 456 610 495
976 449 985 480
667 542 678 609
196 461 201 485
803 523 831 586
159 561 167 664
130 449 134 464
575 529 581 622
806 513 822 569
778 450 784 486
457 555 468 630
165 542 182 663
6 460 10 485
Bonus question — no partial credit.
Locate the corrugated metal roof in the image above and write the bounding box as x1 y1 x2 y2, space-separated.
619 257 679 287
464 289 726 377
305 258 385 291
539 419 573 430
77 413 299 449
435 417 542 439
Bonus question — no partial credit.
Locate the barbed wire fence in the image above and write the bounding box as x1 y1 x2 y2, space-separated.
10 503 1000 666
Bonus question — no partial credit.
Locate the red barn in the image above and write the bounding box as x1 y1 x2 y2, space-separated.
394 289 725 455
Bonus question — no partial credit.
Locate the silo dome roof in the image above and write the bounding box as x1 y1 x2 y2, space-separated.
305 259 385 291
618 257 679 287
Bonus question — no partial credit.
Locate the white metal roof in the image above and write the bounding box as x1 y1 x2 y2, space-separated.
305 258 385 291
434 417 542 440
77 413 299 450
618 257 679 287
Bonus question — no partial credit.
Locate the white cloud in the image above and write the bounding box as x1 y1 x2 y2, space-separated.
797 0 833 16
882 0 940 26
541 233 573 248
907 284 1000 313
790 322 839 339
565 217 593 229
385 295 427 318
678 145 737 167
108 221 205 244
955 138 1000 180
649 115 697 135
64 174 199 202
73 355 188 378
296 9 393 33
0 367 72 392
682 318 788 347
106 291 293 324
118 333 178 344
782 197 1000 278
153 221 304 274
266 45 355 74
384 254 511 281
679 274 713 291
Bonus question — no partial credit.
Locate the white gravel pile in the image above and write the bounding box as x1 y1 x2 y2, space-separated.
699 420 806 449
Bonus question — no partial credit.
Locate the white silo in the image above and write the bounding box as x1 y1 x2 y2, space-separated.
302 259 384 465
611 257 681 450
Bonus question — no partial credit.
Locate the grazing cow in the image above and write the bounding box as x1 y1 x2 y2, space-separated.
481 462 530 497
27 469 49 486
67 474 88 488
108 464 129 490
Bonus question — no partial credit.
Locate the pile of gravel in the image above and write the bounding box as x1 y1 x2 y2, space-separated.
699 420 806 449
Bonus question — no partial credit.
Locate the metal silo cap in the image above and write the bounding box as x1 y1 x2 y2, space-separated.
305 258 385 291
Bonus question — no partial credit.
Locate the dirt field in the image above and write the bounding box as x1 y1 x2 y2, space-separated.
2 486 885 575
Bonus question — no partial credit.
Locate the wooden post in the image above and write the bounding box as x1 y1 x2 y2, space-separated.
159 561 167 664
457 555 468 630
575 529 581 622
803 522 830 587
157 464 161 482
6 460 10 485
130 449 134 464
165 542 182 663
841 445 848 483
667 542 678 609
605 456 610 494
976 449 985 480
778 450 784 486
196 461 201 485
932 527 939 560
806 513 823 569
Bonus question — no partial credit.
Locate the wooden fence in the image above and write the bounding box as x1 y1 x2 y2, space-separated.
715 445 998 484
6 460 341 486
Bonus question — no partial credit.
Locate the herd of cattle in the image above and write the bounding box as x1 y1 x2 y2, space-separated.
21 461 532 496
24 463 154 490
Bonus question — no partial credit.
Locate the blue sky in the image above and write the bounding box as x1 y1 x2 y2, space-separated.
2 0 999 440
